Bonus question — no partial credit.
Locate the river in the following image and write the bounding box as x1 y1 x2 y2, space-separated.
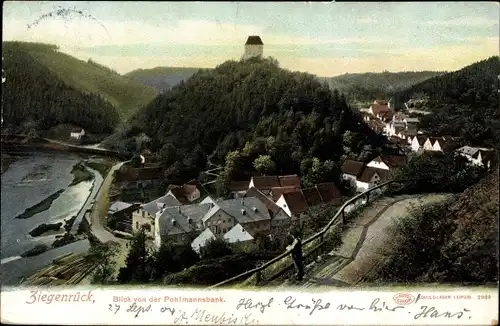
1 151 101 285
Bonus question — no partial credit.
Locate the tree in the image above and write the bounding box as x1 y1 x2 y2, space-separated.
117 229 153 283
151 241 200 280
199 237 234 260
87 241 120 284
253 155 276 174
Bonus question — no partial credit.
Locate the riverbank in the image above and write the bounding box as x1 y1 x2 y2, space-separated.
69 162 94 186
1 153 18 174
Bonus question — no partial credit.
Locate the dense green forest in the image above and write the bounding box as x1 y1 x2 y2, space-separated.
2 42 120 134
105 57 393 189
124 67 202 93
2 41 158 120
397 56 500 148
318 71 444 104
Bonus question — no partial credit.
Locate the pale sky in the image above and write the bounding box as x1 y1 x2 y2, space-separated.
3 1 499 76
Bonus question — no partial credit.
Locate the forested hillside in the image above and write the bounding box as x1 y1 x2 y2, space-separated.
398 56 500 148
105 57 392 190
318 71 444 103
2 42 159 120
124 67 202 93
2 42 120 134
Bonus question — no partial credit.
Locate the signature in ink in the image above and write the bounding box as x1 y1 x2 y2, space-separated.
283 296 331 316
236 297 274 314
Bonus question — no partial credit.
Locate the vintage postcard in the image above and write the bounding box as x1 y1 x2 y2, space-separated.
1 1 499 325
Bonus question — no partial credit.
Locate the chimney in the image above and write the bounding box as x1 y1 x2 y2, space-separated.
241 209 246 215
252 207 258 212
171 218 176 226
187 217 193 225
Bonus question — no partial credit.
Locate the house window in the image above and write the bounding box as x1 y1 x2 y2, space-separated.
136 221 139 229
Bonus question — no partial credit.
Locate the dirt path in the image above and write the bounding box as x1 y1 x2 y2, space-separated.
280 193 453 288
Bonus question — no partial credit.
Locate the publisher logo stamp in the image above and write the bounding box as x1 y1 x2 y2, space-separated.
393 293 414 305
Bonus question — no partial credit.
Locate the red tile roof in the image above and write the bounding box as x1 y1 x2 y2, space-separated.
167 187 190 205
341 160 365 177
357 167 390 183
315 182 343 205
251 174 301 191
270 186 299 201
278 175 301 188
182 184 198 197
302 188 323 207
378 155 407 169
370 104 390 116
282 191 309 216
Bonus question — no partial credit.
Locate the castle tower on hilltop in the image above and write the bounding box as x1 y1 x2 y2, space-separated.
242 36 264 60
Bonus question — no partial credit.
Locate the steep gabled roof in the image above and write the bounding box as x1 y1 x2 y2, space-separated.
302 188 323 207
341 160 365 177
224 224 254 243
357 167 389 183
270 186 299 201
191 228 216 253
142 194 182 216
244 187 281 217
282 191 309 216
278 175 301 188
245 36 264 45
378 155 407 169
315 182 342 204
167 186 191 205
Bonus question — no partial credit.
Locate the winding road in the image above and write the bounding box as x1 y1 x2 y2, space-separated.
278 193 453 288
89 160 129 243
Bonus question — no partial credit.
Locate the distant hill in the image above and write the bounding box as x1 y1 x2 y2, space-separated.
398 56 500 147
2 41 159 121
104 57 390 188
124 67 203 93
2 42 120 135
318 71 445 103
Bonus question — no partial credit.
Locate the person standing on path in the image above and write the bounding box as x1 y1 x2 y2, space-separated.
286 231 304 281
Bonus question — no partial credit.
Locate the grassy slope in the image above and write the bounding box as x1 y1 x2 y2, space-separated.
7 42 159 120
124 66 203 91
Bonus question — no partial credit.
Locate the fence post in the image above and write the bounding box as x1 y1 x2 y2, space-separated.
255 270 261 285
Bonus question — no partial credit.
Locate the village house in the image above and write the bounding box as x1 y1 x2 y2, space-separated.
366 155 407 171
155 196 272 248
423 136 462 153
108 201 141 234
166 184 200 203
275 191 309 219
223 224 254 246
368 102 390 117
355 167 389 192
341 160 366 186
155 203 213 247
191 228 216 254
244 187 291 229
249 174 301 195
275 182 343 218
113 166 163 190
410 135 429 152
70 128 85 140
456 146 494 168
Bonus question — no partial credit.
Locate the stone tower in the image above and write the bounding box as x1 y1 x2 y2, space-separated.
242 36 264 60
